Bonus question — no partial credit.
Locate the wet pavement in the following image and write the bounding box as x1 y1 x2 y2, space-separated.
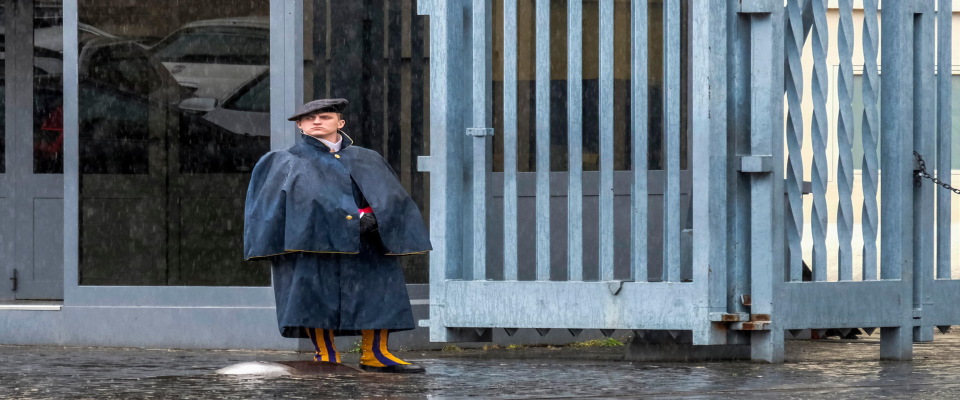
4 331 960 399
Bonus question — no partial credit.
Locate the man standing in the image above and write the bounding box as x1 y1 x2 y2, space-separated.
244 98 431 373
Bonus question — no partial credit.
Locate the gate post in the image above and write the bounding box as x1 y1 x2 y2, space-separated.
879 0 916 360
912 0 936 344
419 0 471 343
738 0 785 363
690 0 729 346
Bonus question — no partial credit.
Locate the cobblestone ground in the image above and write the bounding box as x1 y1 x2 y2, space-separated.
4 331 960 399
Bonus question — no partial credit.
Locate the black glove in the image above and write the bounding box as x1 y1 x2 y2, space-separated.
359 213 379 235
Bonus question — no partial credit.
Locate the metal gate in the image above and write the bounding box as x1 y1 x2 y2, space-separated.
418 0 960 362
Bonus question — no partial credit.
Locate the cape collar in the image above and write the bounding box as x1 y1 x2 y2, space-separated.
301 130 354 152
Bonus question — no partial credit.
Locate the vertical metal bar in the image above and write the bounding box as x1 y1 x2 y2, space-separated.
836 0 854 281
568 0 584 282
879 0 914 360
861 0 880 281
662 0 681 282
63 0 79 300
784 0 804 282
937 0 952 280
504 0 519 281
745 4 785 363
471 0 493 281
810 0 829 281
691 0 728 346
535 0 551 281
631 0 648 282
912 0 934 343
599 0 614 281
270 0 304 150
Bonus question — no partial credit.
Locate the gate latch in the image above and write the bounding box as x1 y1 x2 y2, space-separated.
738 155 773 174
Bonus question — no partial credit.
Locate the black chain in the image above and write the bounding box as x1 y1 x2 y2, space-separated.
914 151 960 194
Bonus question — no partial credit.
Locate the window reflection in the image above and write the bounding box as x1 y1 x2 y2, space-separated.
304 0 431 283
77 1 271 286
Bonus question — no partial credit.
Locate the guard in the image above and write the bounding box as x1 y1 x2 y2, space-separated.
244 98 432 373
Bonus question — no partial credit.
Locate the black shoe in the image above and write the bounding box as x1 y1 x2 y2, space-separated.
360 363 425 374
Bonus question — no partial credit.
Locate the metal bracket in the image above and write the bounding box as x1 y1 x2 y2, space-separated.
607 280 630 295
10 269 17 292
709 312 750 322
417 156 433 172
738 0 779 14
738 155 774 174
466 127 494 137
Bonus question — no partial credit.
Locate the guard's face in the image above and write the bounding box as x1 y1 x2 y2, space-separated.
297 112 345 140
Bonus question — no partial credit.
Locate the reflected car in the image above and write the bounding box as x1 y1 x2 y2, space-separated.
26 31 182 174
177 71 270 173
151 17 269 101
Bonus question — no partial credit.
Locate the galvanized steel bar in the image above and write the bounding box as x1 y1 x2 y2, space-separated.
690 0 728 346
631 0 649 282
937 0 952 280
662 0 681 282
810 0 829 282
470 0 493 281
861 0 880 281
743 3 786 363
784 0 805 282
567 0 584 281
503 0 519 281
879 0 915 360
599 0 615 281
535 0 551 281
836 0 854 281
913 0 935 343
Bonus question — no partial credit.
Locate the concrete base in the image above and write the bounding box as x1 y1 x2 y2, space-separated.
624 330 751 362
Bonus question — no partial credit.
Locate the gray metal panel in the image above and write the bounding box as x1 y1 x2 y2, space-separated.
441 281 699 329
0 309 63 345
780 281 904 329
66 286 275 308
60 306 294 350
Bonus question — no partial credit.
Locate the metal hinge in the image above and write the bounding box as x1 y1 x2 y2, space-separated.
10 269 17 292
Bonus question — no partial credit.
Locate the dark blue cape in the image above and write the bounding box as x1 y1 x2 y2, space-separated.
243 132 431 337
243 132 431 260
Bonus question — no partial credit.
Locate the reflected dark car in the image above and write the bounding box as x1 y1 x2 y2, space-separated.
28 31 182 174
152 17 269 101
177 71 270 173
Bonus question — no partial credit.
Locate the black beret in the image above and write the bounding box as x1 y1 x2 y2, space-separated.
288 98 349 121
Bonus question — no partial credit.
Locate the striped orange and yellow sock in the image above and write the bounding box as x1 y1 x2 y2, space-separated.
360 329 410 367
306 328 341 363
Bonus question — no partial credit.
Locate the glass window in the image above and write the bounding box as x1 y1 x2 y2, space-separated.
303 0 431 283
77 0 271 286
33 4 65 174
